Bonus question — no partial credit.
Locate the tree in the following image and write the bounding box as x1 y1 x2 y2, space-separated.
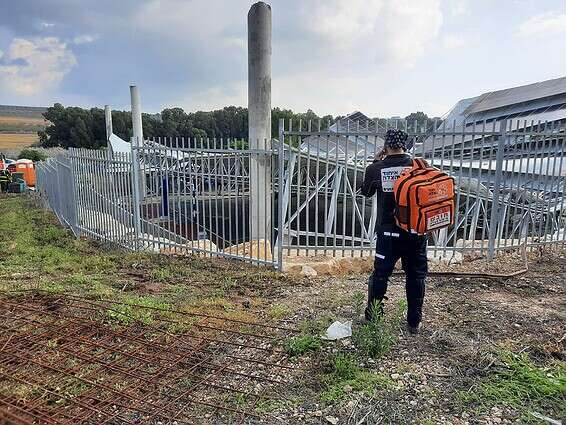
69 117 91 148
18 148 47 162
38 103 336 149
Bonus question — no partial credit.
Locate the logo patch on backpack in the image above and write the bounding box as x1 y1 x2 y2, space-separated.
381 166 412 192
426 209 451 230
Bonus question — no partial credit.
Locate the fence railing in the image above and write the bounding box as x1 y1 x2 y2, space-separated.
280 118 566 261
35 119 566 270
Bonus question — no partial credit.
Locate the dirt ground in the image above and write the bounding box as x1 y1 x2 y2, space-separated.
0 195 564 424
271 250 565 424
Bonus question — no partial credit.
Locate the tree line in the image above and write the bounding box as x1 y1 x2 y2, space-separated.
38 103 435 149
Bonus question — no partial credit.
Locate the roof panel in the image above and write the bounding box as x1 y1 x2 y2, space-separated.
464 76 566 115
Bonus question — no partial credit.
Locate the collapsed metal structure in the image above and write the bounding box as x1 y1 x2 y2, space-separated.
35 112 565 270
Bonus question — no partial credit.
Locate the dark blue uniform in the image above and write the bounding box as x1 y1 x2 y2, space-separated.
361 153 427 328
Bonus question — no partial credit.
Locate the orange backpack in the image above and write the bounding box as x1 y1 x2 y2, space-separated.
393 158 455 235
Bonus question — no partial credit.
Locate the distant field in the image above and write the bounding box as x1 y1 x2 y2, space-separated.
0 105 48 134
0 116 47 133
0 133 39 150
0 116 46 125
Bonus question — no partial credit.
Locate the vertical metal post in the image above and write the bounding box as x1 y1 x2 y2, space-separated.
248 2 272 242
487 119 507 260
277 119 285 270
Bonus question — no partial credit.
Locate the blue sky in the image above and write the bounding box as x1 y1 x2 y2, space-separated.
0 0 565 117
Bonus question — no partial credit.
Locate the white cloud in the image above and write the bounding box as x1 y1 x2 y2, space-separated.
73 34 98 44
0 37 77 96
515 12 566 37
441 34 465 49
448 0 469 17
300 0 443 67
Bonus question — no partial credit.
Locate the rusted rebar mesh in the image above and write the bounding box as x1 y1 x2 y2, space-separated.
0 291 297 424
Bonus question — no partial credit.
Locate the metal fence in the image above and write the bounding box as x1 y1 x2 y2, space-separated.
35 118 566 270
280 118 566 261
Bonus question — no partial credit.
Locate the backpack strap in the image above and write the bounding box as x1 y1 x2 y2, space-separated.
412 158 429 169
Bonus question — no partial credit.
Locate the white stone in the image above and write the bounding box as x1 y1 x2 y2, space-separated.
300 265 318 277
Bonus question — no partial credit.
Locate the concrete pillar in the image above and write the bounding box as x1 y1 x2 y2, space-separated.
130 85 145 197
130 85 143 147
104 105 113 142
248 1 272 242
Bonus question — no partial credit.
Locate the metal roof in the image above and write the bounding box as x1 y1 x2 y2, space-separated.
463 76 566 115
329 111 377 132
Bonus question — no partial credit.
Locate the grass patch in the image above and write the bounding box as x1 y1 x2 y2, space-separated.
352 299 406 358
319 353 392 404
106 296 171 325
284 335 322 357
268 303 292 320
460 350 566 422
255 397 302 413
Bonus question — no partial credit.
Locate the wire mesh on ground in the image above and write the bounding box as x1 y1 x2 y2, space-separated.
0 291 296 424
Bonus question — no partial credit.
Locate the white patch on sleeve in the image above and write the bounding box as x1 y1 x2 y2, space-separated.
380 166 411 192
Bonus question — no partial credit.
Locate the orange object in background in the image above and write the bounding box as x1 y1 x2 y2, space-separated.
15 159 36 187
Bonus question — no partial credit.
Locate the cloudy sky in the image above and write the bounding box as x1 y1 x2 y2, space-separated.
1 0 565 117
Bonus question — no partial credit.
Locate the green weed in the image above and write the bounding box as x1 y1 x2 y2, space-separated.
106 296 171 325
460 350 566 422
283 335 322 357
352 290 365 317
319 353 392 404
352 299 406 358
150 266 173 282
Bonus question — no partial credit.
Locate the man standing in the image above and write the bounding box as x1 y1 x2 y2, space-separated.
360 129 427 334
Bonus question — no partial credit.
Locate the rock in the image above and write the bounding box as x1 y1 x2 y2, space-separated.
313 410 323 417
409 400 417 407
391 373 401 380
325 416 339 425
282 264 303 274
427 250 463 265
300 265 318 277
343 385 353 393
311 259 339 275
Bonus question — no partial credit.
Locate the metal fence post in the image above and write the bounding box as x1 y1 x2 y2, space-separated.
277 118 285 270
131 137 143 251
487 119 507 260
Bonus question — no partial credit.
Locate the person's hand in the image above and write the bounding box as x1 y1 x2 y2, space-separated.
375 148 386 161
